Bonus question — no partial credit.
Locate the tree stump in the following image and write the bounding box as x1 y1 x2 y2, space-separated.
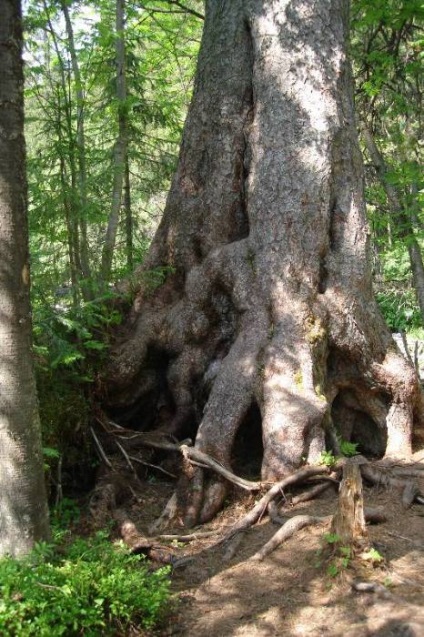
331 462 367 547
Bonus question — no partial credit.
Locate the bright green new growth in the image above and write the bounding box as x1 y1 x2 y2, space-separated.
319 437 359 467
0 531 170 636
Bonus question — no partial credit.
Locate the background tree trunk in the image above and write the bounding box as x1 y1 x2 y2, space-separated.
101 0 128 283
0 0 50 556
101 0 424 525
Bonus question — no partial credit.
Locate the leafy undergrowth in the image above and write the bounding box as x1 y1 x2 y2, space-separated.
0 528 171 636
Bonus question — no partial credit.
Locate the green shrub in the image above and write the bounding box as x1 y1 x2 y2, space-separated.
0 532 170 636
376 288 421 332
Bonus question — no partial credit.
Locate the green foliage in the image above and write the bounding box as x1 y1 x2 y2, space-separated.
323 533 341 545
51 498 81 529
319 438 358 468
338 438 359 458
33 291 124 455
322 534 352 577
362 547 384 564
0 532 171 636
319 450 337 467
376 288 421 331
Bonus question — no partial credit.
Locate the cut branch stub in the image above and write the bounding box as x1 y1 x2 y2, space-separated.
331 461 367 548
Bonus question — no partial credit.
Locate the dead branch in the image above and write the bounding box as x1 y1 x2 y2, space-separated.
251 515 329 561
115 440 137 475
99 416 261 492
128 454 177 479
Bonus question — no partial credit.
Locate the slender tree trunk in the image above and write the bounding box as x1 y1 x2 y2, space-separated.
42 0 86 292
61 0 92 285
102 0 424 525
0 0 50 555
362 126 424 322
124 154 133 271
101 0 128 283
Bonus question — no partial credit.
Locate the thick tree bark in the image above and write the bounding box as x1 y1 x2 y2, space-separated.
101 0 424 525
0 0 50 555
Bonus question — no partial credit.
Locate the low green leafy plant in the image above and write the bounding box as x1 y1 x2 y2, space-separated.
361 547 384 565
319 450 337 467
338 438 359 458
322 533 352 578
319 437 359 467
0 532 171 636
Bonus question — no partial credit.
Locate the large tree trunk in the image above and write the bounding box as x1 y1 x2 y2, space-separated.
0 0 50 555
101 0 424 525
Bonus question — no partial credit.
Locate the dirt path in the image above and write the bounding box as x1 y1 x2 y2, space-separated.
132 481 424 637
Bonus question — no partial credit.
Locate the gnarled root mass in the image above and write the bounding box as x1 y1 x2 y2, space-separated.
89 423 423 562
98 0 424 527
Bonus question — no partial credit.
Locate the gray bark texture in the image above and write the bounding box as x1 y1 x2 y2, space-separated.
102 0 424 525
0 0 50 555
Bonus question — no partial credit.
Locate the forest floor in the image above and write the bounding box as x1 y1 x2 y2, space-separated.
114 464 424 637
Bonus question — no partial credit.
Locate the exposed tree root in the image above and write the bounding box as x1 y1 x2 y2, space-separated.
222 532 246 562
114 510 176 565
209 466 331 549
360 464 424 507
251 514 329 562
267 501 287 526
290 481 334 506
148 493 178 535
88 415 424 568
363 508 388 525
179 445 261 492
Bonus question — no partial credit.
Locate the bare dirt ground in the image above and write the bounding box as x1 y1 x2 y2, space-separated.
120 466 424 637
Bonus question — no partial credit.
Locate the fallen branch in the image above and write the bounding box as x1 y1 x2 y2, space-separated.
128 454 177 479
99 416 261 492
